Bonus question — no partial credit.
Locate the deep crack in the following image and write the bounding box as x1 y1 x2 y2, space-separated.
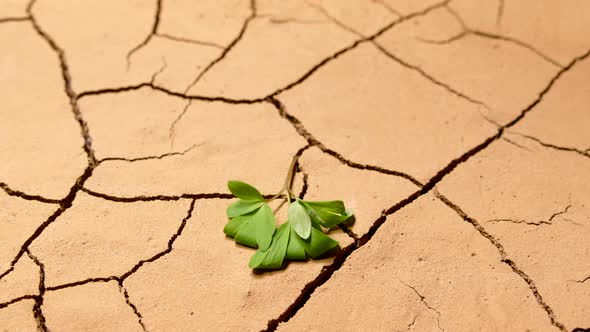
267 97 422 186
263 43 590 332
118 282 147 331
26 250 48 332
183 0 257 94
0 182 61 204
0 165 94 282
27 0 97 166
420 6 564 68
307 1 490 111
434 191 566 331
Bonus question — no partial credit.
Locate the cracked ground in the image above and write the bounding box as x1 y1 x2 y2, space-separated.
1 0 589 331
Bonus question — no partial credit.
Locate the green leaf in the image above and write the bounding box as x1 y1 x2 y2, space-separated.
249 223 290 269
302 200 352 228
223 204 275 250
288 199 312 240
301 227 339 259
223 215 246 238
228 180 264 201
226 200 264 218
253 204 275 251
286 224 307 260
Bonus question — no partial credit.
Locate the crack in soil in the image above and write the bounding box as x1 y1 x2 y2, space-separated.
0 16 30 24
3 1 588 329
434 191 566 331
370 0 403 17
126 0 162 68
501 137 532 151
398 279 444 332
419 6 563 68
183 0 257 93
486 203 573 227
154 32 224 49
307 1 491 111
80 187 233 203
169 0 258 142
74 1 449 108
27 0 97 166
267 97 422 187
97 143 199 165
44 199 195 293
511 132 590 160
263 45 590 332
0 182 61 204
26 250 48 332
118 282 147 331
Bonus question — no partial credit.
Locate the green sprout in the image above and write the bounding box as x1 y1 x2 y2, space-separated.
223 155 353 270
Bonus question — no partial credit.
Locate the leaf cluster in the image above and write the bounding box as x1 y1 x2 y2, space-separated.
223 180 353 270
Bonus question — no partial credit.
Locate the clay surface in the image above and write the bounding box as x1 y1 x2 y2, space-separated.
1 0 588 331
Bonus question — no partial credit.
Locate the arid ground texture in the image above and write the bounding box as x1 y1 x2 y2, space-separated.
1 0 589 331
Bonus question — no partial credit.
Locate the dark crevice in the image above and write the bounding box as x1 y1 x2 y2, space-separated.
308 0 489 111
80 187 233 203
371 41 491 110
46 200 196 294
0 182 61 204
97 143 199 164
0 295 39 309
264 45 590 332
74 2 448 107
26 250 48 332
183 0 257 94
422 6 563 68
296 168 309 199
511 132 590 159
118 282 147 331
27 0 97 166
267 97 422 186
119 199 196 280
0 0 99 285
0 16 30 24
0 166 94 282
572 328 590 332
266 0 450 99
169 0 258 134
77 82 265 104
338 224 359 243
398 279 444 331
46 277 114 292
126 0 162 67
434 191 566 331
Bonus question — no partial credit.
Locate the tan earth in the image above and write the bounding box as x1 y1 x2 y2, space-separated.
1 0 589 331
